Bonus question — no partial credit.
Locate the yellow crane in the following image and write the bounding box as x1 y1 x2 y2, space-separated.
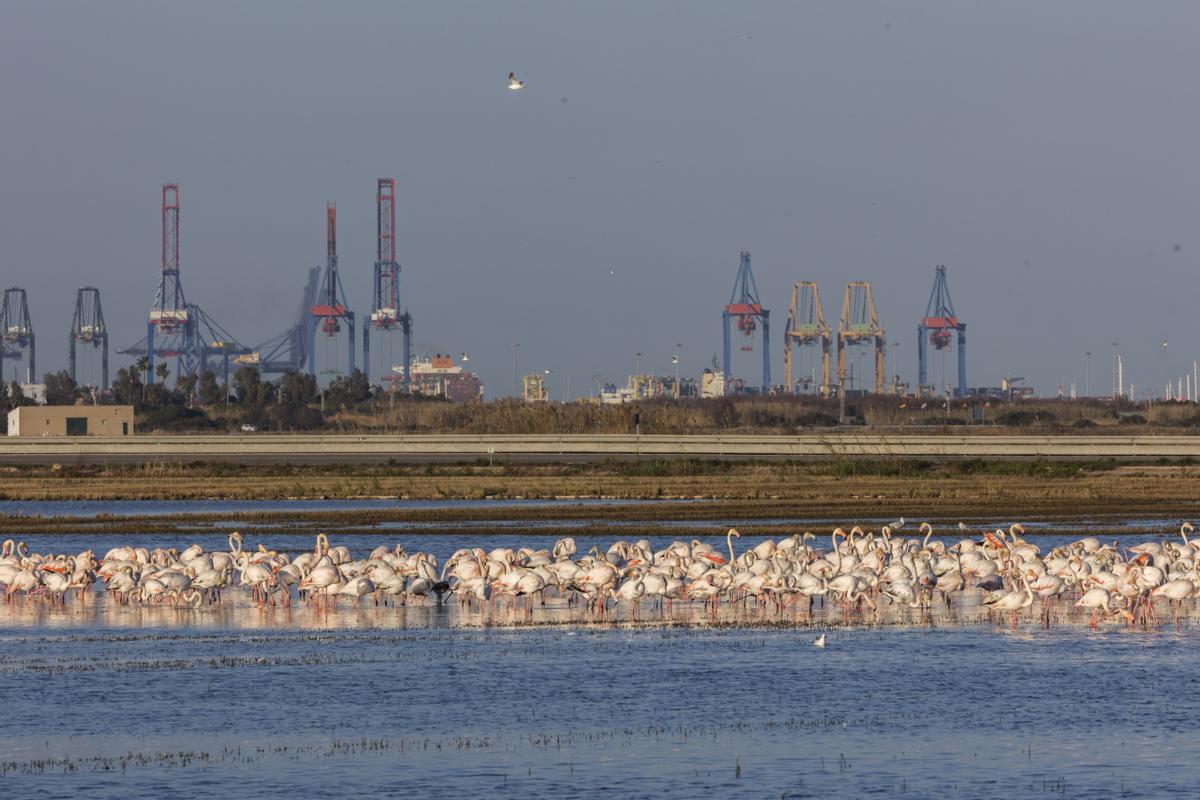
783 281 833 396
837 281 886 394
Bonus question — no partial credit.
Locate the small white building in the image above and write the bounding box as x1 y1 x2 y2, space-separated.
8 405 134 437
17 383 46 404
600 386 635 405
700 370 725 398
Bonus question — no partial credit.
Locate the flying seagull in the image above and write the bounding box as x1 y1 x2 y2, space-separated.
813 634 827 648
508 72 525 90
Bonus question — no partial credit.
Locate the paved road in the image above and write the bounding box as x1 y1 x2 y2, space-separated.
0 433 1197 465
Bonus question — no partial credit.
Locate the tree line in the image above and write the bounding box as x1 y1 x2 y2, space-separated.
1 361 382 432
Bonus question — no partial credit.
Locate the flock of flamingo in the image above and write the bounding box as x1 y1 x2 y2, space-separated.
2 522 1199 628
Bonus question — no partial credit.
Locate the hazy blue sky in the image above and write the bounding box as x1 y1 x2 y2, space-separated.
2 2 1198 399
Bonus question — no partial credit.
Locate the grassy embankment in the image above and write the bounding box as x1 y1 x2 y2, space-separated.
138 392 1200 433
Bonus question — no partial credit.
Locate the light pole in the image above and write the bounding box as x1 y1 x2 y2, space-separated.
512 343 520 398
544 368 553 402
1112 342 1119 399
635 351 642 378
1084 351 1090 398
891 342 899 393
674 342 682 398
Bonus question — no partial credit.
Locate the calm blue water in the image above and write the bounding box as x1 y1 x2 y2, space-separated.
1 499 1181 534
3 500 1199 797
2 624 1198 798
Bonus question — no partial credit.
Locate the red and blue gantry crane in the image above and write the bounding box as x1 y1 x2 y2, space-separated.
722 251 770 395
917 265 966 396
121 184 250 386
362 178 412 389
307 203 356 377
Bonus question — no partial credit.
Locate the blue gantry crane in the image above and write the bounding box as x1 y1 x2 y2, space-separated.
917 265 966 396
722 251 770 395
69 287 108 388
0 288 34 384
244 267 321 376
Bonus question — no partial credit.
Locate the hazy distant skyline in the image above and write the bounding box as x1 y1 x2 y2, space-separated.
2 2 1198 399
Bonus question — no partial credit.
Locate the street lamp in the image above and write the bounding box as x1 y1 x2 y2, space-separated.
1084 351 1090 398
671 353 680 399
891 341 899 393
635 351 642 377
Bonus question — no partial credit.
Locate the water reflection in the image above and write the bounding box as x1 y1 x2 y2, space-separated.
0 587 1161 632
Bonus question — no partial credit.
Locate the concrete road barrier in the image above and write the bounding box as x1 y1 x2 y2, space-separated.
0 433 1197 465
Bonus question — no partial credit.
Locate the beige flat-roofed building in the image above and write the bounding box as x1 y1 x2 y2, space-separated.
7 406 134 437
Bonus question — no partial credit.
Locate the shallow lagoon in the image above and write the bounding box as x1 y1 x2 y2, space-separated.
3 502 1200 797
3 624 1199 798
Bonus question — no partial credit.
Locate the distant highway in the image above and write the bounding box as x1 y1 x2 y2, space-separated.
0 433 1198 465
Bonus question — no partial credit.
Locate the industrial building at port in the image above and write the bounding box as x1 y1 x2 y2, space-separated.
0 181 418 396
0 181 1065 406
522 252 1020 404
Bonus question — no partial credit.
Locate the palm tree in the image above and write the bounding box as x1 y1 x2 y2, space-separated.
134 357 150 403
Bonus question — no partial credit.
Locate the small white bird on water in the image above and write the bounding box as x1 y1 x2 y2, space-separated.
813 634 826 648
508 72 525 90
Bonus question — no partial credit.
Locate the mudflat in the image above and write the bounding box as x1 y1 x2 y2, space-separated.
0 461 1195 539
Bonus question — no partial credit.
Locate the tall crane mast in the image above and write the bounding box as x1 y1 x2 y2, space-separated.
362 178 412 389
146 183 190 381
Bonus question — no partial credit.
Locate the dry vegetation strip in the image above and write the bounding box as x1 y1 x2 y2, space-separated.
0 462 1198 536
